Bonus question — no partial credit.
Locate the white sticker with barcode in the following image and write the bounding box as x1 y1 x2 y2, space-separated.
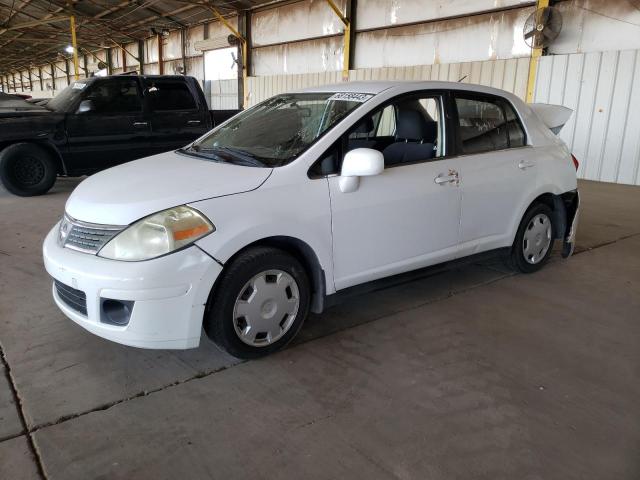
328 92 373 103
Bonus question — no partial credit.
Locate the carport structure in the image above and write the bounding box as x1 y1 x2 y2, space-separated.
0 0 263 97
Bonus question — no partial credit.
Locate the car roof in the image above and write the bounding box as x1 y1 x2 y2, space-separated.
297 80 520 101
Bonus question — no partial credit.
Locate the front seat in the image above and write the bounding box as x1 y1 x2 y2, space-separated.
347 117 376 151
383 109 437 166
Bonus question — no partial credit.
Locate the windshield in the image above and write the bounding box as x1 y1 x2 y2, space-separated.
45 81 90 112
185 92 371 167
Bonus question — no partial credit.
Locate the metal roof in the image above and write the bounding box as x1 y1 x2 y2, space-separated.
0 0 270 75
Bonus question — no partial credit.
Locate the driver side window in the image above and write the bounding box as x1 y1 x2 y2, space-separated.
346 94 444 168
81 79 142 114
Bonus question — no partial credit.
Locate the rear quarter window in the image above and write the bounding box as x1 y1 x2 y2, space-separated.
146 80 197 111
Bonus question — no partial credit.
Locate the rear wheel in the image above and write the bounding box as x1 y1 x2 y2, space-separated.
204 247 310 359
508 203 555 273
0 143 57 196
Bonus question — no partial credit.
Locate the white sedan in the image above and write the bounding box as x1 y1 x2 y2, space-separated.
43 81 579 359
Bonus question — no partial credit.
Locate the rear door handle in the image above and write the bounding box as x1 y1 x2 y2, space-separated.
133 121 148 127
434 170 459 186
187 120 201 125
518 160 535 170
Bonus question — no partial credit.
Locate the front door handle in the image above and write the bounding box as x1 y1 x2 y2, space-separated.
187 120 201 125
434 169 459 186
518 160 535 170
133 121 148 127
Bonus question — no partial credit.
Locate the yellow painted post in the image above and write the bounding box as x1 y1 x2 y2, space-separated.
208 7 248 108
525 0 550 103
70 15 80 80
326 0 350 81
241 39 248 108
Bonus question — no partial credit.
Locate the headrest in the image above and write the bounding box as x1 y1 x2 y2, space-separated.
396 109 429 141
423 120 438 144
353 117 375 134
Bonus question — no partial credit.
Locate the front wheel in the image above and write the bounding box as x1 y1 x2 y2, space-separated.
0 143 57 196
508 203 555 273
204 247 310 359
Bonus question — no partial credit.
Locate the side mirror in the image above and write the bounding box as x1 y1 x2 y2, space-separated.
339 148 384 193
77 99 94 114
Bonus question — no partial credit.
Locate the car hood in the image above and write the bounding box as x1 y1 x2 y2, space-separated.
65 151 273 225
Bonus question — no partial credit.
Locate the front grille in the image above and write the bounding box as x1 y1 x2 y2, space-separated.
60 215 124 254
54 280 87 316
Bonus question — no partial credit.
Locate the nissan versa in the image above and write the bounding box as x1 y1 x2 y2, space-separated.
43 81 579 359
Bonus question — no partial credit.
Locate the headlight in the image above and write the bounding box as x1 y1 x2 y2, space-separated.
98 206 214 261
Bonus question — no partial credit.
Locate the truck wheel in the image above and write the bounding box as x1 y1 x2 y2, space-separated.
204 247 310 359
0 143 57 196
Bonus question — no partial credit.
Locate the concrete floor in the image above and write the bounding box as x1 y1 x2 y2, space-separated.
0 178 638 480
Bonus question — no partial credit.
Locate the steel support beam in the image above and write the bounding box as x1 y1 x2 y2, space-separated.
526 0 549 103
208 6 248 108
157 34 164 74
326 0 351 80
70 14 80 79
138 40 145 74
106 48 112 75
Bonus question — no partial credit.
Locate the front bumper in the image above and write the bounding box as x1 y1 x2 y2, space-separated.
43 224 222 349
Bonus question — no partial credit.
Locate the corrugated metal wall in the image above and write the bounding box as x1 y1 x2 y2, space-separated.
246 57 531 106
534 49 640 186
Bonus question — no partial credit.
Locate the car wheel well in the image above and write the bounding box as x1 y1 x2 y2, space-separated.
215 237 326 314
526 192 566 240
0 141 65 175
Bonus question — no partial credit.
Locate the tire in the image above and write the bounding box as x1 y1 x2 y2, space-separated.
0 143 57 196
507 203 555 273
204 247 310 359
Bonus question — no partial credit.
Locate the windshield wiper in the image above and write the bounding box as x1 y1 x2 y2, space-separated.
177 145 224 162
209 146 268 167
179 145 268 168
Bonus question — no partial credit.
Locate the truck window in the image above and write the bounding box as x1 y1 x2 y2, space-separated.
146 80 197 111
83 79 142 114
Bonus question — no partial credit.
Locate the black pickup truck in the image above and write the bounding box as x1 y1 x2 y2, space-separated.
0 75 239 196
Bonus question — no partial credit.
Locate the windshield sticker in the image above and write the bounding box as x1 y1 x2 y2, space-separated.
328 92 373 103
72 82 87 90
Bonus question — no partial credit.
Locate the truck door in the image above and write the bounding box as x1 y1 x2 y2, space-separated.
65 77 151 173
143 78 210 155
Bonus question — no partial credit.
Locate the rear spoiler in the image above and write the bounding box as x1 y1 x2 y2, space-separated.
529 103 573 134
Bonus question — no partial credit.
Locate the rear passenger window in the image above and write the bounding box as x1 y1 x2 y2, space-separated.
146 81 196 111
455 96 508 154
503 101 526 147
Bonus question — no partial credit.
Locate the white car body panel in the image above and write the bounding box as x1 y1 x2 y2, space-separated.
65 152 272 225
328 158 463 290
43 80 578 349
192 168 336 293
43 224 221 348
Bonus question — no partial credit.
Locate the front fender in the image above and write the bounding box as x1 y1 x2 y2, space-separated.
191 176 335 294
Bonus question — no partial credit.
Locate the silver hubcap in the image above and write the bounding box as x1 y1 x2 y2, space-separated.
523 213 552 264
232 269 300 347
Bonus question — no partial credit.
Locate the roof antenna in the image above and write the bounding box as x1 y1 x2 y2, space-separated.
458 74 468 82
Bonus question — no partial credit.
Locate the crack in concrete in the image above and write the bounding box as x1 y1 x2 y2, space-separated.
0 343 47 479
572 232 640 255
24 269 514 435
2 231 638 451
26 365 233 436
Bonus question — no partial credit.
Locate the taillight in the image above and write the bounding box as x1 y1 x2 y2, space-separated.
571 154 579 171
